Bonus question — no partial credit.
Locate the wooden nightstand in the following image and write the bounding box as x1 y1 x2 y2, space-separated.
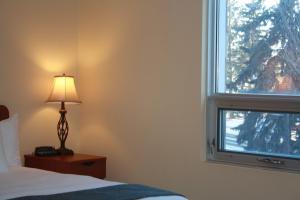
24 154 106 179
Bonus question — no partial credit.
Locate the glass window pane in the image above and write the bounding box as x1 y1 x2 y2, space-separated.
217 0 300 95
219 108 300 159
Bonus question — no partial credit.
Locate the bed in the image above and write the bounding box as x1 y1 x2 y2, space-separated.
0 105 187 200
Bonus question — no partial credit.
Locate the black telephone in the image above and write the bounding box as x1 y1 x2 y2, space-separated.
35 146 58 156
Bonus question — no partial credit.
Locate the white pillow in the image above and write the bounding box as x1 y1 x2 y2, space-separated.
0 114 21 167
0 134 8 172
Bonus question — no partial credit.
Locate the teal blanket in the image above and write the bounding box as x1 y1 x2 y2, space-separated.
9 184 184 200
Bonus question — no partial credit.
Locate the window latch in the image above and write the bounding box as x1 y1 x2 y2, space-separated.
207 138 216 155
257 158 285 165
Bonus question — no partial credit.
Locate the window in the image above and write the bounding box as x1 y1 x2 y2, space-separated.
207 0 300 171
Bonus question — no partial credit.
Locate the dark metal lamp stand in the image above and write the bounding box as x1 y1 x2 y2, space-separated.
56 101 74 155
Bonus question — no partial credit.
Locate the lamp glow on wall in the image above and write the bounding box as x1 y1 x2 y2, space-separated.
47 73 81 155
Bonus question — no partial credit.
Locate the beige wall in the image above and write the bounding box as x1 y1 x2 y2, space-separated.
1 0 300 199
78 0 300 200
78 0 203 194
0 0 80 155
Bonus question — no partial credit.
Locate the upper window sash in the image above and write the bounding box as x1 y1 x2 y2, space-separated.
210 0 300 97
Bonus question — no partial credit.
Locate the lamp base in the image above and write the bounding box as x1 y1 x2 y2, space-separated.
56 147 74 155
56 102 73 156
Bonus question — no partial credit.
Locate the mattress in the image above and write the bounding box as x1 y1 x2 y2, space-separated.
0 167 187 200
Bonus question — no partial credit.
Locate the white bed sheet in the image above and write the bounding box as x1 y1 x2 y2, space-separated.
0 167 187 200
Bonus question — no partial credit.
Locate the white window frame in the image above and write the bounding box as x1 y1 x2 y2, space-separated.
206 0 300 172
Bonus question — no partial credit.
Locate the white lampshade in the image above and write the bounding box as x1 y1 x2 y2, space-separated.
47 74 81 103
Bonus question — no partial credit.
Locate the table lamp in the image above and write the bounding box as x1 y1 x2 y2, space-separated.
46 73 81 155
